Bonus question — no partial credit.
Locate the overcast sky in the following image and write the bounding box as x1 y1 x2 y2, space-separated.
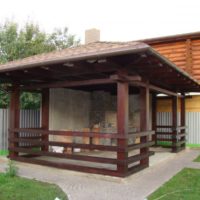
0 0 199 43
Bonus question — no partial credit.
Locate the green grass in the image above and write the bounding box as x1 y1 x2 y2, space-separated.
187 144 200 148
194 155 200 162
157 142 200 148
148 168 200 200
0 173 68 200
0 150 8 156
157 141 172 147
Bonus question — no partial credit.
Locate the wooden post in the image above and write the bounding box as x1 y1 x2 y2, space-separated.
152 93 157 145
9 85 20 158
41 88 49 151
180 94 186 149
172 96 178 152
117 81 128 175
140 86 150 166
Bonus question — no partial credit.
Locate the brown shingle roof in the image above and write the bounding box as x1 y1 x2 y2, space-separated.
0 41 149 72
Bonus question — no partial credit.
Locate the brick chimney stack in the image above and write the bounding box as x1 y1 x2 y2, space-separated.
85 28 100 44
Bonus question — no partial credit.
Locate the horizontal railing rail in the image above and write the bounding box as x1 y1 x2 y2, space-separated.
155 125 186 150
9 128 155 177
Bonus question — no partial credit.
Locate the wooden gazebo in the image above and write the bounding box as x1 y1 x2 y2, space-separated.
1 41 199 177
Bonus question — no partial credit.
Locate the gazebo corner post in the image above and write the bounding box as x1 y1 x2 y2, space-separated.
172 96 178 152
180 94 186 149
9 84 20 158
41 88 49 152
117 81 129 177
152 93 157 146
140 86 150 167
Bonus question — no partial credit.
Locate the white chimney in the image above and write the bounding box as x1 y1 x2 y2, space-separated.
85 28 100 44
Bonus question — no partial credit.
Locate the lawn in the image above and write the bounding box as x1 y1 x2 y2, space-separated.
0 173 68 200
0 150 8 156
194 155 200 162
148 168 200 200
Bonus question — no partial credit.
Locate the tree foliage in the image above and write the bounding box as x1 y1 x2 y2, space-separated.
0 21 80 109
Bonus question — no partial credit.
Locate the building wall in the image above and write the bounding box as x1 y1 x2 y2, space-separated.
150 39 200 81
157 96 200 112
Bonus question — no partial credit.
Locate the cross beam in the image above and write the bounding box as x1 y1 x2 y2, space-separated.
130 81 180 97
21 75 179 97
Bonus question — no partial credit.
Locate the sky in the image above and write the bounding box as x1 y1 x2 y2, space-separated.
0 0 200 43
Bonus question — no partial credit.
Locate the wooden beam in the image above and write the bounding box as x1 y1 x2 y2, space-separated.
110 74 141 82
180 94 186 149
41 89 49 151
152 93 157 145
130 81 180 97
140 85 150 166
9 85 20 158
172 96 178 152
117 81 129 175
22 78 115 90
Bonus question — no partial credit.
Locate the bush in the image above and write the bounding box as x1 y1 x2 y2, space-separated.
5 160 18 177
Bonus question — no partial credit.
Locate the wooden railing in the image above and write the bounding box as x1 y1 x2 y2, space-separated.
155 125 186 152
8 128 155 177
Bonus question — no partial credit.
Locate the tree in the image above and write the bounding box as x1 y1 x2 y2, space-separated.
0 21 80 108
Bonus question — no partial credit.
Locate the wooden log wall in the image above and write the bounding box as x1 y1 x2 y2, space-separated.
151 38 200 81
156 96 200 112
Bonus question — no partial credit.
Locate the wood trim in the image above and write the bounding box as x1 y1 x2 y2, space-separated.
9 147 122 164
127 163 148 176
172 96 178 152
117 81 129 174
11 128 155 139
128 131 155 138
9 85 20 158
128 141 155 151
127 152 153 164
140 86 150 165
23 78 116 90
152 93 157 144
130 81 180 96
11 128 124 139
180 94 186 149
9 138 125 152
41 89 49 151
11 156 123 177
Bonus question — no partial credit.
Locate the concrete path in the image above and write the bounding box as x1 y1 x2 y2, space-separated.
0 149 200 200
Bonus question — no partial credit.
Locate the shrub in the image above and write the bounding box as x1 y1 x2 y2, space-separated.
5 160 18 177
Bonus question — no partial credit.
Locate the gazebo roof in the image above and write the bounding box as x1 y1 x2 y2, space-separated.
0 41 199 93
0 41 148 72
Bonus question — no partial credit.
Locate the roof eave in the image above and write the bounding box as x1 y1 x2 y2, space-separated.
0 43 150 73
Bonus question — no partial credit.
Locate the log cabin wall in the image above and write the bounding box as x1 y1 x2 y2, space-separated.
142 33 200 113
145 35 200 81
152 41 188 73
157 96 200 112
